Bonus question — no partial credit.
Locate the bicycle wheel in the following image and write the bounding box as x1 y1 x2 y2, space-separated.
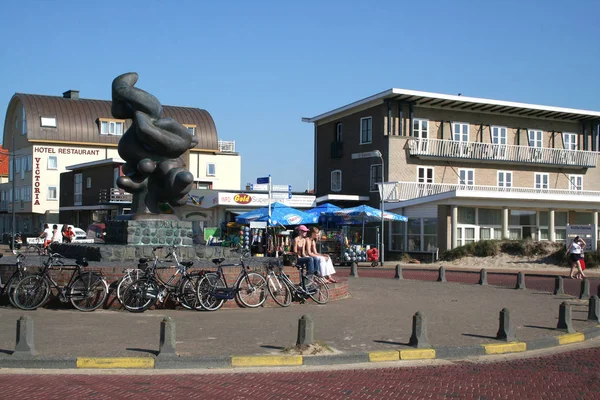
13 275 51 310
25 245 42 255
179 275 202 310
237 272 268 308
197 273 226 311
121 277 159 313
116 269 145 305
5 272 26 308
308 276 330 304
267 273 292 307
69 272 109 312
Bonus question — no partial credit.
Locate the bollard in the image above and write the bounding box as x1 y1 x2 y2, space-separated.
14 315 38 357
579 278 591 300
557 302 575 333
478 268 488 286
516 272 526 289
157 317 177 358
296 314 314 346
409 311 430 348
437 266 447 282
554 276 565 295
394 264 403 280
496 308 515 342
588 296 600 323
350 262 359 278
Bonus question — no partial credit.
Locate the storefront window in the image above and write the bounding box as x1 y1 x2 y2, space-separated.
555 212 568 226
539 211 548 226
458 207 476 224
480 227 491 240
390 221 405 251
510 210 536 225
479 208 502 225
423 218 437 251
464 227 475 244
540 228 549 240
509 228 522 240
573 212 592 225
555 229 566 241
407 218 421 251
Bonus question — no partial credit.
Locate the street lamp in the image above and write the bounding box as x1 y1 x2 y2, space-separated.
351 150 385 266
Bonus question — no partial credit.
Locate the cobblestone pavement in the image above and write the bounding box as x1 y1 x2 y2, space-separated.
1 345 599 399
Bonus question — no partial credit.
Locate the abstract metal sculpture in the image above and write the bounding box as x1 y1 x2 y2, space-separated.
111 72 198 220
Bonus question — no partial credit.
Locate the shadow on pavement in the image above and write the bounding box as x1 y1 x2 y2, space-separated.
524 324 556 331
462 333 497 340
373 339 411 346
125 348 158 356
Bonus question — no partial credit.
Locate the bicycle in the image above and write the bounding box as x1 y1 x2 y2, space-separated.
196 257 268 311
265 259 329 307
0 252 29 308
120 246 203 313
12 254 108 312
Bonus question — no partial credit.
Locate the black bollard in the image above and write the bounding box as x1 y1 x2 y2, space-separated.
479 268 488 286
516 272 526 289
588 296 600 323
394 264 403 280
14 315 38 357
157 317 177 358
437 266 447 282
297 314 314 346
496 308 516 342
557 302 575 333
579 278 591 300
554 276 565 295
409 311 430 348
350 262 359 278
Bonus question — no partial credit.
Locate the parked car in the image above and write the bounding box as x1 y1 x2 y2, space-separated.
87 223 106 243
72 228 88 241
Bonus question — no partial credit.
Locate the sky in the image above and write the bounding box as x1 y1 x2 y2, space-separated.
1 0 599 193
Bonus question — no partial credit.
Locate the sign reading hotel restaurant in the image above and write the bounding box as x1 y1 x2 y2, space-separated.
566 224 596 251
34 146 101 155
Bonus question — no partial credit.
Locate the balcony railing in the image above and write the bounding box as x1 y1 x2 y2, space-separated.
383 181 600 202
99 188 132 204
407 138 598 168
218 140 236 153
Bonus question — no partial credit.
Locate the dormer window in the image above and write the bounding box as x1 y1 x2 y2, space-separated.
99 118 125 135
40 117 57 128
184 124 196 135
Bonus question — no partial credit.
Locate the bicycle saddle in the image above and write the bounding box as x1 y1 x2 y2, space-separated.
212 257 225 265
76 257 89 267
181 260 194 267
138 257 149 264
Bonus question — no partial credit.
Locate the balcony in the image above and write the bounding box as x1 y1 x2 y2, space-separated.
383 181 600 203
218 140 236 153
99 188 132 204
407 138 598 168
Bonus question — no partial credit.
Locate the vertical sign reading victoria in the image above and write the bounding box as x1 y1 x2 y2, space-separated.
33 157 41 205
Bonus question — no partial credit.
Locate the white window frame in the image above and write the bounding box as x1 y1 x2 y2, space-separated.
569 174 583 191
563 132 577 151
497 171 512 188
528 129 543 148
100 120 124 136
331 170 342 192
187 126 196 135
336 123 343 142
534 173 549 190
458 168 475 186
40 117 57 128
47 186 58 201
370 163 382 192
47 156 58 170
412 119 429 139
491 126 508 159
206 163 216 176
360 117 372 144
452 122 469 143
417 167 434 184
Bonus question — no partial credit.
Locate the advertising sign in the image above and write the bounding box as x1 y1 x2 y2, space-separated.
566 224 596 251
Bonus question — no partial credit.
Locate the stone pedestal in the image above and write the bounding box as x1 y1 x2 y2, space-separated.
106 219 193 246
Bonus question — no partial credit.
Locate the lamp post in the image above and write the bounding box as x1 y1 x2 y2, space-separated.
351 150 385 266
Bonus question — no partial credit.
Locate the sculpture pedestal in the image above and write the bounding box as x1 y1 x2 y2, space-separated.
106 219 193 246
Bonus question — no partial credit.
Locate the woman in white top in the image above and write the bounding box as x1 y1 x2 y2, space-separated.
566 236 586 279
39 224 53 249
306 226 338 283
51 224 62 243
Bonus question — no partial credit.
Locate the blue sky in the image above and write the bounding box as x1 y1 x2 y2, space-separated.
1 0 599 192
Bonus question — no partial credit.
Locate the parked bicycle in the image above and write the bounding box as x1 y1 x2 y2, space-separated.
0 252 29 307
265 259 329 307
120 246 203 313
12 253 108 312
196 257 268 311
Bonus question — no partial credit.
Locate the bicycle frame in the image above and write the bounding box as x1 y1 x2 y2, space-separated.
38 257 94 301
209 261 252 300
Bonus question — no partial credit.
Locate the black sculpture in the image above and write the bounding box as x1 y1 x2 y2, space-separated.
112 72 198 220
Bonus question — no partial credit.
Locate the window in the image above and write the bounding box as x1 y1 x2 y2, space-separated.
491 126 507 158
47 156 58 170
569 174 583 191
74 173 82 205
206 163 216 176
534 173 549 189
47 186 57 200
14 188 20 201
86 177 92 189
20 157 26 180
100 119 124 135
458 207 476 224
21 106 27 135
370 164 382 191
407 218 421 251
452 122 469 142
417 167 434 184
458 169 474 186
15 157 20 173
528 130 543 148
24 187 31 202
26 155 32 171
563 132 577 151
479 208 502 225
40 117 57 128
331 170 342 191
184 124 196 136
497 171 512 188
412 119 429 139
336 123 343 142
360 117 372 144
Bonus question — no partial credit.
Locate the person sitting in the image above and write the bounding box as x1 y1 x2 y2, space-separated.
39 224 53 250
306 226 338 283
63 226 76 243
291 225 315 278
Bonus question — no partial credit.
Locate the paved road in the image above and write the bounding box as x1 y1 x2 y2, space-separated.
1 344 599 399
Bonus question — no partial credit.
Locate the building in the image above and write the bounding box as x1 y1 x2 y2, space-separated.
1 90 241 234
0 145 8 184
303 89 600 253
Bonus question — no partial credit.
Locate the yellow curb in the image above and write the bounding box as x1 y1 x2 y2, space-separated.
231 356 302 367
76 357 154 369
400 349 436 360
557 332 585 345
482 342 526 355
368 351 400 362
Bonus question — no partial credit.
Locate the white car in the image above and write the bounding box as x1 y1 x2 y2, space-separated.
72 228 88 241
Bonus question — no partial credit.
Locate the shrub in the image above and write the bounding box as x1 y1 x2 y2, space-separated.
473 240 500 257
584 251 600 269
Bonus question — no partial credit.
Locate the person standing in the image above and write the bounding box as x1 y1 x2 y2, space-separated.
39 224 53 250
566 236 586 279
51 224 62 243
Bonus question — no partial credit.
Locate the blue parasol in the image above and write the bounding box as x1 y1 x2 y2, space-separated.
235 202 316 226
